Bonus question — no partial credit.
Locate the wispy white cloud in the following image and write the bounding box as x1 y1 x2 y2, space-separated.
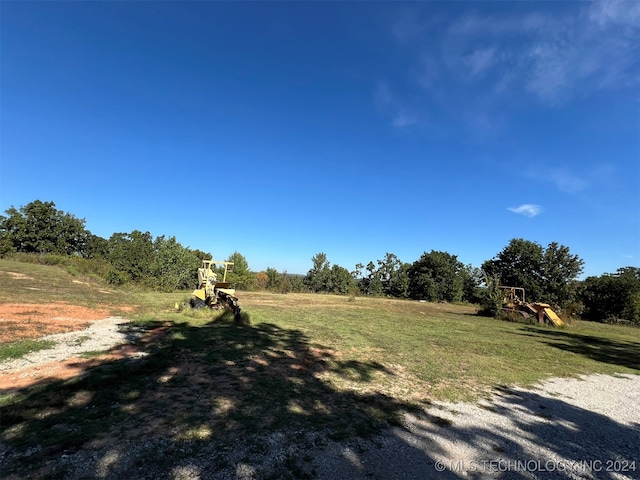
374 82 420 128
547 167 589 194
464 47 498 78
526 42 574 104
525 1 640 103
589 0 640 28
451 4 639 104
391 112 418 128
524 163 615 194
380 1 640 126
508 204 542 218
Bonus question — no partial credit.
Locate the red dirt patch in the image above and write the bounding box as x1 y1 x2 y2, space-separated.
0 302 116 343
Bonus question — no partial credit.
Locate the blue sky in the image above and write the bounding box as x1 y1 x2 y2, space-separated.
1 1 638 277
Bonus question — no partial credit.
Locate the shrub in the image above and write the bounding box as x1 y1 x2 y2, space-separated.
477 273 502 317
105 269 130 285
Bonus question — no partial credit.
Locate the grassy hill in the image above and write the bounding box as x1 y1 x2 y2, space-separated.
1 259 638 478
0 259 131 307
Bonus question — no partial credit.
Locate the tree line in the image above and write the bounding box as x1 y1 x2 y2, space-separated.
0 200 290 293
1 200 638 324
1 200 211 291
303 244 582 307
303 244 639 325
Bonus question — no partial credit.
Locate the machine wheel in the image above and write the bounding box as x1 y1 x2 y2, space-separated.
229 299 241 316
190 297 206 309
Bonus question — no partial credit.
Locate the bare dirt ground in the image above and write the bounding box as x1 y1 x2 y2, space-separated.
0 302 112 341
0 303 143 390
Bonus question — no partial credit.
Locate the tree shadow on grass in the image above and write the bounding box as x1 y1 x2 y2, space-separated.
3 315 638 480
516 327 640 371
0 311 424 479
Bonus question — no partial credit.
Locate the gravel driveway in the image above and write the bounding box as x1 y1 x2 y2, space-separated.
0 317 144 375
310 373 640 480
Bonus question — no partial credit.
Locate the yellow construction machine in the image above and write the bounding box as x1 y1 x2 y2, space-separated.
190 259 241 316
500 286 563 326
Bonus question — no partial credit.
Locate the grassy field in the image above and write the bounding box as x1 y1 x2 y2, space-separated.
1 259 639 478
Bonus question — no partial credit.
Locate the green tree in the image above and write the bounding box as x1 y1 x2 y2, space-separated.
277 271 293 294
482 239 544 301
352 263 364 280
150 236 200 291
0 200 89 256
84 233 109 259
304 252 331 293
461 264 483 303
580 267 640 324
478 272 503 316
377 253 410 298
483 239 584 308
107 230 154 284
191 249 212 262
387 261 410 299
290 275 306 293
225 251 254 290
408 250 464 302
362 260 383 296
541 242 584 307
330 264 354 294
265 267 280 290
0 214 15 257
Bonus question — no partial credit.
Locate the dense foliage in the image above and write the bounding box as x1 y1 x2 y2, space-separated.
580 267 640 324
0 201 206 292
0 200 89 257
303 253 334 293
408 250 464 302
151 236 201 291
482 239 584 309
224 251 255 290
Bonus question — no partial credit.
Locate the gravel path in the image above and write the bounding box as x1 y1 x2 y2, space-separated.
0 317 145 374
310 373 640 480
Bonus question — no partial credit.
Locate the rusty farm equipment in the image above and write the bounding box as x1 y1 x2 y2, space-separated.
189 259 241 316
500 286 564 327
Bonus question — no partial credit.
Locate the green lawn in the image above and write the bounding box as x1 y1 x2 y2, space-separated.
225 291 639 402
